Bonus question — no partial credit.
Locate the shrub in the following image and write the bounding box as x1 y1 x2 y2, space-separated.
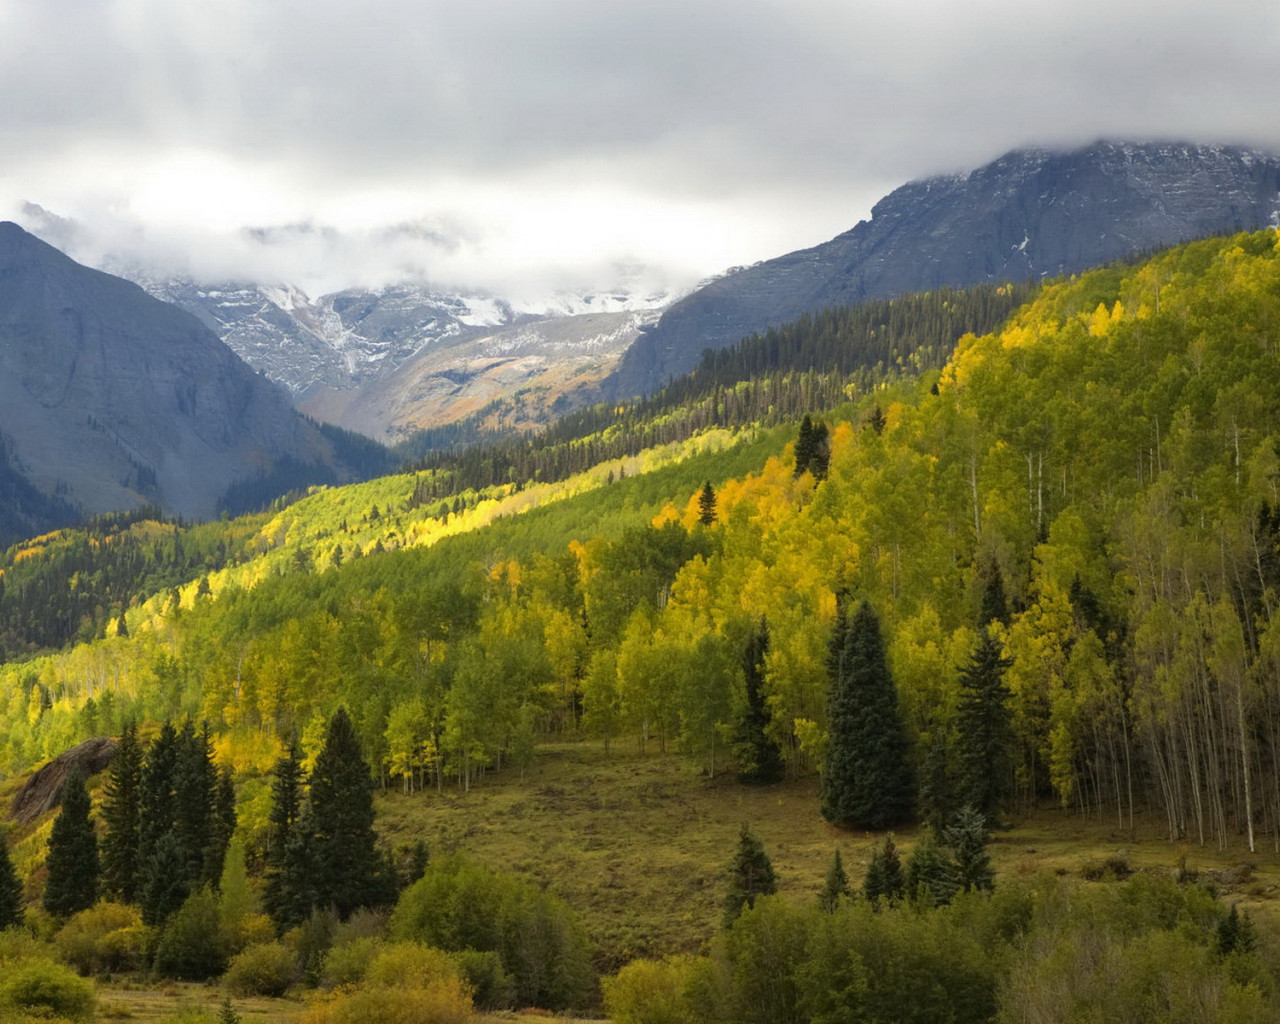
390 854 595 1009
300 984 472 1024
450 949 514 1011
155 888 231 981
224 941 300 997
0 958 96 1020
604 955 705 1024
321 936 385 989
56 901 148 974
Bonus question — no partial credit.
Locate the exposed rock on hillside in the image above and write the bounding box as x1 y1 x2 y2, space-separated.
9 736 117 825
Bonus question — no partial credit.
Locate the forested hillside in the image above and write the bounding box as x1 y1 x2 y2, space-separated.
5 231 1280 1020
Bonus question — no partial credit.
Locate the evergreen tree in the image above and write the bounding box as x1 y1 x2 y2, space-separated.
943 806 995 893
263 741 312 931
140 831 189 926
206 764 237 887
917 733 957 833
818 847 849 913
43 768 99 918
697 481 717 526
976 556 1009 627
794 415 817 477
0 829 24 929
735 620 784 784
173 722 216 887
1216 904 1258 958
101 720 143 902
955 629 1014 820
867 404 886 436
723 824 776 927
821 599 913 828
307 707 380 919
904 830 959 906
138 721 179 865
862 835 905 906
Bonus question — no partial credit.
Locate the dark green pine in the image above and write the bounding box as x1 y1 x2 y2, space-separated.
943 806 995 893
904 829 959 906
139 830 189 926
205 764 237 887
862 835 905 906
43 768 99 918
735 620 784 784
173 722 216 887
101 720 143 902
794 415 817 477
138 721 179 864
955 629 1014 821
697 481 717 526
723 824 776 927
0 829 24 928
263 741 313 931
307 707 380 919
818 847 849 913
821 599 913 829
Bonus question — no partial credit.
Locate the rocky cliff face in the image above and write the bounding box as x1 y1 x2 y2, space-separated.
0 223 340 521
612 142 1280 396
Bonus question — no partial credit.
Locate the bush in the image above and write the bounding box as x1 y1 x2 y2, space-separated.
224 941 300 997
604 955 705 1024
56 902 148 974
300 984 472 1024
301 943 473 1024
390 854 595 1010
450 949 514 1011
155 888 231 981
0 958 96 1021
321 936 384 989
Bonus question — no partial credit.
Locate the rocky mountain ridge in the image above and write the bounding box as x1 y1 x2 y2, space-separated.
611 141 1280 396
0 222 347 525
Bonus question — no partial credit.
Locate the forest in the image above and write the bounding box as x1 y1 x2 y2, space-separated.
3 230 1280 1020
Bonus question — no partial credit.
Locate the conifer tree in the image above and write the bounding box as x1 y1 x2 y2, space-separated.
821 599 913 828
723 824 776 927
307 707 380 919
977 556 1009 627
264 741 312 931
0 829 23 929
206 765 237 887
955 629 1014 820
818 847 849 912
697 481 717 526
794 415 817 477
138 721 179 865
43 768 99 918
943 806 995 893
917 734 957 833
735 620 784 784
101 720 143 902
904 830 959 906
140 830 189 926
174 722 216 886
862 835 905 906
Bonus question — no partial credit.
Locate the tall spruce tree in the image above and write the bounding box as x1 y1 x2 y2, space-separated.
138 721 179 866
43 769 99 918
173 722 216 887
735 620 784 784
206 765 237 887
821 598 913 828
139 830 189 926
263 741 312 931
697 481 717 526
955 629 1014 821
723 824 776 927
0 829 23 928
101 720 143 902
904 830 959 906
307 708 380 920
977 556 1009 628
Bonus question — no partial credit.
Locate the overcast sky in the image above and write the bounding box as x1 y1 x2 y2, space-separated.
2 0 1278 299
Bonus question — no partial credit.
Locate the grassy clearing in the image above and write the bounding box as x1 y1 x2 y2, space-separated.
375 738 1280 970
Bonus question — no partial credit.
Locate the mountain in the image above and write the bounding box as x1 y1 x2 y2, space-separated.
0 222 347 525
612 141 1280 396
